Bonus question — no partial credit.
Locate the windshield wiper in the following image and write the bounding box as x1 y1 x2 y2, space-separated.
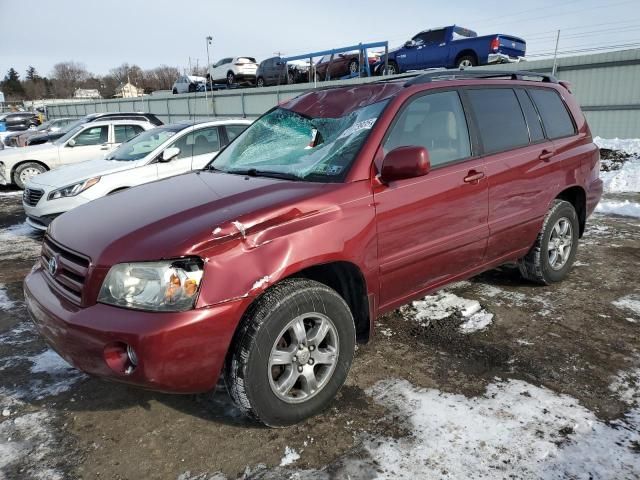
225 168 303 181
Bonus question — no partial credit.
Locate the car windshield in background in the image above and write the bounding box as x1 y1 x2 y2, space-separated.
211 100 388 182
106 125 185 161
35 121 52 132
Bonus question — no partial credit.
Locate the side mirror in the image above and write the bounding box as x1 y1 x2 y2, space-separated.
404 40 415 48
380 146 430 182
67 138 76 147
160 147 180 162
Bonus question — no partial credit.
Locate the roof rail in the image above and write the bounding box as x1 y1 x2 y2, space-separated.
403 69 558 86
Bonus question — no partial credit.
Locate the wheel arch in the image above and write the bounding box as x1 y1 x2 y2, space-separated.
11 160 50 179
454 49 478 66
555 185 587 237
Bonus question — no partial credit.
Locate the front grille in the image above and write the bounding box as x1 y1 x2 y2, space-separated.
41 236 91 304
23 188 44 206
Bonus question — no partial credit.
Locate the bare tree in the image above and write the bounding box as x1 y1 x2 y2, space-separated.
144 65 180 91
51 61 90 98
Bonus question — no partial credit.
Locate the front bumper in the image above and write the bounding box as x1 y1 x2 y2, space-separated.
26 213 61 231
487 53 525 64
24 263 249 393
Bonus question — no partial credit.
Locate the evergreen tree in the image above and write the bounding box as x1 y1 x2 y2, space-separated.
26 66 39 81
2 68 25 98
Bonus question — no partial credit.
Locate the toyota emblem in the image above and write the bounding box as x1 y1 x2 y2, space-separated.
48 257 58 276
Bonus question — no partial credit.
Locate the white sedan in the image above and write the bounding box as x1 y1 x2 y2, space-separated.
22 119 251 230
0 119 154 189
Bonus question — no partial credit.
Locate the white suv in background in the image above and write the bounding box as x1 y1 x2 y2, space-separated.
209 57 258 85
22 119 251 230
0 119 154 189
172 75 206 94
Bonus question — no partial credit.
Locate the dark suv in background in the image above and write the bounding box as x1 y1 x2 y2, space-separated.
0 112 41 131
256 57 309 87
25 112 163 146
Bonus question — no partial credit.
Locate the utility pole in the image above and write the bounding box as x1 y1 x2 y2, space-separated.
552 29 560 77
206 36 213 115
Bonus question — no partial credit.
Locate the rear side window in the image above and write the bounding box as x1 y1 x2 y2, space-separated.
384 90 471 168
226 125 248 141
528 88 576 139
515 89 544 143
114 124 144 143
466 88 529 154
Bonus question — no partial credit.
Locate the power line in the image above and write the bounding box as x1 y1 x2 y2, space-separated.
526 41 640 57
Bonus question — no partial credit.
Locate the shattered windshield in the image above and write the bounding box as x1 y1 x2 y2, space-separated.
211 100 388 182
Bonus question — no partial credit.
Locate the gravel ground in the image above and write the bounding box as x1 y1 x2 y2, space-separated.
0 179 639 479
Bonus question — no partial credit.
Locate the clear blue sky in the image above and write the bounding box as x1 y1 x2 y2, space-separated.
1 0 638 78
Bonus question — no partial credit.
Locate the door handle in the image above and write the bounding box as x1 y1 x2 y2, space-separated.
464 170 485 184
539 149 555 161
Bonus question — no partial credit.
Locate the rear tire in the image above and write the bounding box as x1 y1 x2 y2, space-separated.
518 200 579 285
227 71 235 86
224 278 356 427
256 77 265 87
457 55 477 68
14 162 47 189
172 88 178 94
348 59 359 75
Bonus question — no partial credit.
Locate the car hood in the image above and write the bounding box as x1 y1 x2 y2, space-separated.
27 158 140 188
49 171 334 266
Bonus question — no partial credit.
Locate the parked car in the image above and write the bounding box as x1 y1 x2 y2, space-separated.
24 70 601 427
25 112 163 147
209 57 258 86
2 118 76 148
256 57 309 87
0 119 154 188
22 119 251 230
0 112 41 131
314 52 379 80
377 25 526 74
172 75 207 94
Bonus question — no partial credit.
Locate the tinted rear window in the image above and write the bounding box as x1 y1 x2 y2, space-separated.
528 88 576 139
467 88 529 154
515 89 545 143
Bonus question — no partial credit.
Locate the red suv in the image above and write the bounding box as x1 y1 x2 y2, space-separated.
24 71 602 426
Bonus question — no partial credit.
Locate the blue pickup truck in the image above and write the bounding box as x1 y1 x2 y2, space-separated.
378 25 526 74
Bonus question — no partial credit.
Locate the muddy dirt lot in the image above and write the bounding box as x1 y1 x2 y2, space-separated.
0 184 639 480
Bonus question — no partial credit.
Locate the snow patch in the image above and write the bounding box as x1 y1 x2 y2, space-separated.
596 199 640 218
0 222 42 261
0 284 16 311
366 377 640 478
27 349 85 399
609 368 640 405
279 446 300 467
405 292 494 334
613 294 640 317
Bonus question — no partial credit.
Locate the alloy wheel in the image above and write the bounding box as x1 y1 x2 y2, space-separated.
268 312 339 404
548 217 573 270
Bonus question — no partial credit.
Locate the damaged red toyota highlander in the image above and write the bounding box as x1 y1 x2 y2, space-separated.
25 71 602 426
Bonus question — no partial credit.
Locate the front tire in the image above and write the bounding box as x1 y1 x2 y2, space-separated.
348 59 359 76
256 77 265 87
386 61 399 76
518 200 579 285
224 278 356 427
14 162 47 189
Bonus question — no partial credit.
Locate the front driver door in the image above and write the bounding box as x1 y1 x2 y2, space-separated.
59 125 109 167
156 126 222 179
415 29 448 68
373 90 489 309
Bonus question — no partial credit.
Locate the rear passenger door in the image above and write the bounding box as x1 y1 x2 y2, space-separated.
373 90 489 309
465 87 557 261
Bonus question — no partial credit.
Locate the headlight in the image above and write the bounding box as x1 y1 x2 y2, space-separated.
48 176 100 200
98 258 204 312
